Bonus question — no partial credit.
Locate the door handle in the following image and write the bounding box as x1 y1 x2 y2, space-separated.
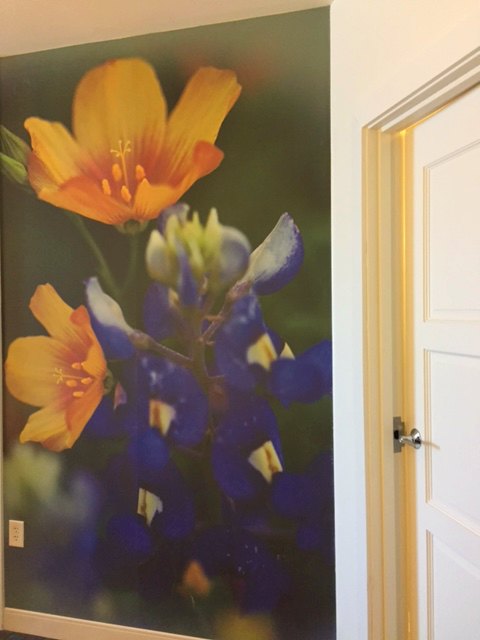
393 417 422 452
398 428 422 450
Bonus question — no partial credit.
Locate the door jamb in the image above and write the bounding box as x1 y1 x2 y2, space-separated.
362 47 480 640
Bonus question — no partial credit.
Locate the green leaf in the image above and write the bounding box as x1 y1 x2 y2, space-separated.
0 151 29 185
0 125 30 185
0 125 30 163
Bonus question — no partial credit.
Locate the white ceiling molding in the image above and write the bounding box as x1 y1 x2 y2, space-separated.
0 0 331 57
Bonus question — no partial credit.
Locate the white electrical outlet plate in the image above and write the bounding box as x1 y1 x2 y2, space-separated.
9 519 24 548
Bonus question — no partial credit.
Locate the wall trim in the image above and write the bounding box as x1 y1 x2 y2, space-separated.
368 46 480 131
4 608 205 640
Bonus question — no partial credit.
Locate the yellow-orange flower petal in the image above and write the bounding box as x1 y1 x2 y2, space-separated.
46 176 131 225
65 378 105 447
134 142 224 218
29 282 85 345
24 121 129 224
159 67 241 184
4 284 107 452
24 58 241 226
24 118 88 186
27 157 132 224
5 336 73 407
69 306 107 380
19 404 72 452
72 58 167 173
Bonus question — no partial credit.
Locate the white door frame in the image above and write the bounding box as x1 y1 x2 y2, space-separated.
361 46 480 639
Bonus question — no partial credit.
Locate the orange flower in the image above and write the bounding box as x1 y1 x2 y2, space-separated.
5 284 107 451
24 58 241 227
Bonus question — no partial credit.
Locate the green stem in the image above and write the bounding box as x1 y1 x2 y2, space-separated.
199 281 251 344
129 330 193 368
67 213 121 299
121 232 140 297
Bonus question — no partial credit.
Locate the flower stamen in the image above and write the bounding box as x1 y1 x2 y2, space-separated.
135 164 146 181
120 185 132 204
53 367 65 384
111 163 123 183
101 178 112 196
110 140 132 191
53 365 93 398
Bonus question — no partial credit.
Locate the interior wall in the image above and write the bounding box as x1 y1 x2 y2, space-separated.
330 1 480 638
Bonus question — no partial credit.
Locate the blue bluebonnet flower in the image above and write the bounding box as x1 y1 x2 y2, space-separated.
81 350 149 441
212 395 283 503
85 274 209 446
82 286 206 544
215 294 332 405
214 294 289 393
145 354 209 448
271 451 334 563
96 510 157 590
103 513 155 566
97 430 196 584
116 432 196 541
87 274 181 351
85 276 135 360
80 327 205 546
142 281 178 342
189 525 290 613
85 352 209 450
269 339 332 406
238 212 304 295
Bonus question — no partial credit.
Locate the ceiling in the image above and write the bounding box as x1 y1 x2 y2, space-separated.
0 0 330 57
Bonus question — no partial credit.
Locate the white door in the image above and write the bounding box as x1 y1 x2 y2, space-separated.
407 84 480 639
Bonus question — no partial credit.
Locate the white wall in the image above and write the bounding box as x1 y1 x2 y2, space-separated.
331 1 479 638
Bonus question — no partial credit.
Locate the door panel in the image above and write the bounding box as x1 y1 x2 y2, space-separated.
427 351 480 531
425 143 480 320
409 84 480 639
428 534 480 640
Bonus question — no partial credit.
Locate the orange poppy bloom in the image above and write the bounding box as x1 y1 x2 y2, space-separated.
24 58 241 227
5 284 107 451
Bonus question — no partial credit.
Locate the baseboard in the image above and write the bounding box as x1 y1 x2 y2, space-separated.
3 608 205 640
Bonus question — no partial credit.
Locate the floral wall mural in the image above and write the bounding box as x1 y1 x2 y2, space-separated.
0 9 333 640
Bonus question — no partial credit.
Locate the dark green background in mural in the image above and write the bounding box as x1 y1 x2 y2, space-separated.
1 8 333 639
